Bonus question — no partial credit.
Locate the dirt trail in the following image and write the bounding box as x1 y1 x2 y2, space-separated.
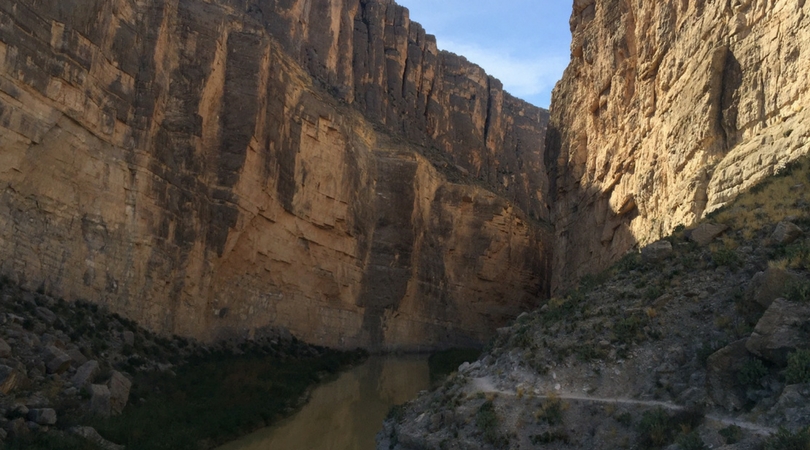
470 377 776 436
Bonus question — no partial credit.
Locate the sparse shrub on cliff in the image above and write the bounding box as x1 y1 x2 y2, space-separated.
719 425 742 445
614 314 645 345
676 431 708 450
530 430 570 445
737 358 768 388
637 408 704 449
535 395 566 425
763 427 810 450
786 279 810 303
476 400 507 448
785 349 810 384
712 247 740 269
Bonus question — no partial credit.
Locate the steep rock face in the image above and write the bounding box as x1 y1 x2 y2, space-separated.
548 0 810 288
0 0 550 350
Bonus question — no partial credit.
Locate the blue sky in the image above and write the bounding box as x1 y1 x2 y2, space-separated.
394 0 573 108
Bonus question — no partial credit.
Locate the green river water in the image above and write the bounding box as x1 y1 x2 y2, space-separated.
217 355 430 450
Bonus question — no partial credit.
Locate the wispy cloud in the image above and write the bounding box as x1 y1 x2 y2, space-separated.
439 40 569 107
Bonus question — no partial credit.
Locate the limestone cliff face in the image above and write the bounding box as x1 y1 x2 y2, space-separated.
548 0 810 289
0 0 550 350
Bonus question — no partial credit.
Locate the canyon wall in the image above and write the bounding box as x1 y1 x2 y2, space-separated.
548 0 810 288
0 0 551 350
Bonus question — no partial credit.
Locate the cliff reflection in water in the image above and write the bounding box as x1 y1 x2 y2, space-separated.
218 356 430 450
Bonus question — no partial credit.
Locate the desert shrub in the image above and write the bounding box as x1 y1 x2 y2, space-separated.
785 349 810 384
676 431 708 450
637 408 704 449
530 431 570 445
719 425 742 445
786 280 810 303
737 358 768 388
614 315 645 344
535 396 565 426
763 427 810 450
477 400 507 448
712 248 740 268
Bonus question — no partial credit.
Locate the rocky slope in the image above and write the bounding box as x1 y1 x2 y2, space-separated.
548 0 810 289
0 0 551 350
380 157 810 449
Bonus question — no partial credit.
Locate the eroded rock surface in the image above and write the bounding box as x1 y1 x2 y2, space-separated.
548 0 810 289
0 0 551 350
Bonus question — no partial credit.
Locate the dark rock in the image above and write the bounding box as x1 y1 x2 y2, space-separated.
706 339 751 411
0 365 26 395
107 371 132 415
772 221 803 245
689 223 729 246
71 360 100 389
89 384 111 417
70 426 125 450
641 240 673 263
27 408 57 426
3 418 28 439
765 384 810 430
35 307 57 325
122 331 135 346
747 298 810 365
67 348 88 366
746 268 803 310
0 339 11 358
44 346 73 374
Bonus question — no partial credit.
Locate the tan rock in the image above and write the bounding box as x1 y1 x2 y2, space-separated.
548 0 810 289
107 371 132 415
689 224 730 246
747 298 810 365
772 221 804 245
0 0 550 351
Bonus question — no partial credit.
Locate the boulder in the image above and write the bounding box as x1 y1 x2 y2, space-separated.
108 371 132 415
746 268 803 310
746 298 810 365
689 223 729 246
772 221 804 245
0 365 26 395
44 345 73 374
641 240 673 263
89 384 111 417
70 426 125 450
27 408 57 426
765 384 810 430
706 339 751 411
35 307 57 325
71 360 100 389
0 339 11 358
122 331 135 346
3 418 28 439
67 348 88 366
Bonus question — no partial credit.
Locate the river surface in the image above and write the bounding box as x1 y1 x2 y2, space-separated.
218 355 430 450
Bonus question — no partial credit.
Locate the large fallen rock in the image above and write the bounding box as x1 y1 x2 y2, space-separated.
771 221 804 245
689 224 729 246
0 338 11 358
108 371 132 415
707 339 751 411
0 365 26 395
746 298 810 365
765 384 810 430
43 346 73 374
89 384 112 417
27 408 57 426
641 240 673 263
71 360 100 389
746 268 803 310
70 426 125 450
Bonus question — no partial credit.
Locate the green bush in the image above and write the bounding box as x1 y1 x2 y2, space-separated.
764 427 810 450
786 280 810 303
676 432 708 450
536 397 565 425
637 408 704 449
477 400 507 448
785 349 810 384
719 425 742 445
712 248 740 268
737 358 768 387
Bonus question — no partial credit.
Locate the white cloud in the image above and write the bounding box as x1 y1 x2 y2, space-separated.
439 40 569 107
